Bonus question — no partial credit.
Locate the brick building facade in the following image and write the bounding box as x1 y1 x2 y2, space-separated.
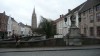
0 12 8 38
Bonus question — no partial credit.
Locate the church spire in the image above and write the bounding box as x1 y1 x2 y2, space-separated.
31 7 37 30
33 7 36 15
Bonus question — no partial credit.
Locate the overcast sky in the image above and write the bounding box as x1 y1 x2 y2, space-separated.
0 0 86 26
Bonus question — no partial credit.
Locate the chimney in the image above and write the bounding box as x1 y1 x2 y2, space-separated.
3 11 5 15
60 14 64 18
68 9 71 12
60 15 62 18
62 14 64 17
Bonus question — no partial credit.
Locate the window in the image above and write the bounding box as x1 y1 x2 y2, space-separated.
97 26 100 37
90 15 94 23
96 4 100 11
89 8 93 13
96 13 100 22
90 27 94 36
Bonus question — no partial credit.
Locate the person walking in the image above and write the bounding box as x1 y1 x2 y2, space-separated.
15 35 20 47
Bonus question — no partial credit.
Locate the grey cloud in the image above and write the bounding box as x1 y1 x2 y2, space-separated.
0 0 86 25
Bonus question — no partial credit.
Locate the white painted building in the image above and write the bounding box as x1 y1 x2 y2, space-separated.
19 22 32 37
7 16 12 37
24 25 32 36
7 17 21 37
54 16 69 38
18 22 25 36
12 18 21 36
7 17 32 37
54 13 80 38
54 5 83 38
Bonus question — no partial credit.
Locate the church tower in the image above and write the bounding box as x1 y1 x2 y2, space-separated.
31 8 37 30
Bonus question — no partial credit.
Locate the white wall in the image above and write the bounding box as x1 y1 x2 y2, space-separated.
12 20 21 35
56 18 69 38
22 26 32 36
20 27 25 35
7 16 12 36
75 11 79 27
55 11 79 38
7 17 22 36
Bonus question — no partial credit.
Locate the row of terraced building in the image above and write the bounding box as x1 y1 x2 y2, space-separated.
54 0 100 39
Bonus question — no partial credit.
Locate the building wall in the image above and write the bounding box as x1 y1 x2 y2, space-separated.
56 20 63 35
18 23 32 37
23 26 32 36
20 27 25 36
0 12 8 37
80 4 100 39
7 16 12 36
56 18 69 38
12 19 21 36
56 19 66 36
55 11 79 38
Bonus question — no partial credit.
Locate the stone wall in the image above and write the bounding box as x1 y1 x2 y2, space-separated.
82 38 100 45
0 38 66 48
0 38 100 48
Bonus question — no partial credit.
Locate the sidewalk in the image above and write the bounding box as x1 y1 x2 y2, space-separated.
0 45 100 53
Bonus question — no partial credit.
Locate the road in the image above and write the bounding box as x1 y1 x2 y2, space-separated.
0 46 100 56
0 49 100 56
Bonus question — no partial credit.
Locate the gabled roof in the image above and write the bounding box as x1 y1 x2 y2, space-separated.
79 0 100 13
65 1 86 16
25 25 31 28
18 22 25 27
11 17 17 23
54 1 86 23
54 16 65 23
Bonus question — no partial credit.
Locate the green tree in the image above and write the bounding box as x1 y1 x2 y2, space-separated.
38 16 55 39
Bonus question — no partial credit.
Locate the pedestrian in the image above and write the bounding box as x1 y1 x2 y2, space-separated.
16 39 20 47
15 35 18 42
15 36 20 48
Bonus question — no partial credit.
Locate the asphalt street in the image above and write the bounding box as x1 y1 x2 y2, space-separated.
0 46 100 56
0 49 100 56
